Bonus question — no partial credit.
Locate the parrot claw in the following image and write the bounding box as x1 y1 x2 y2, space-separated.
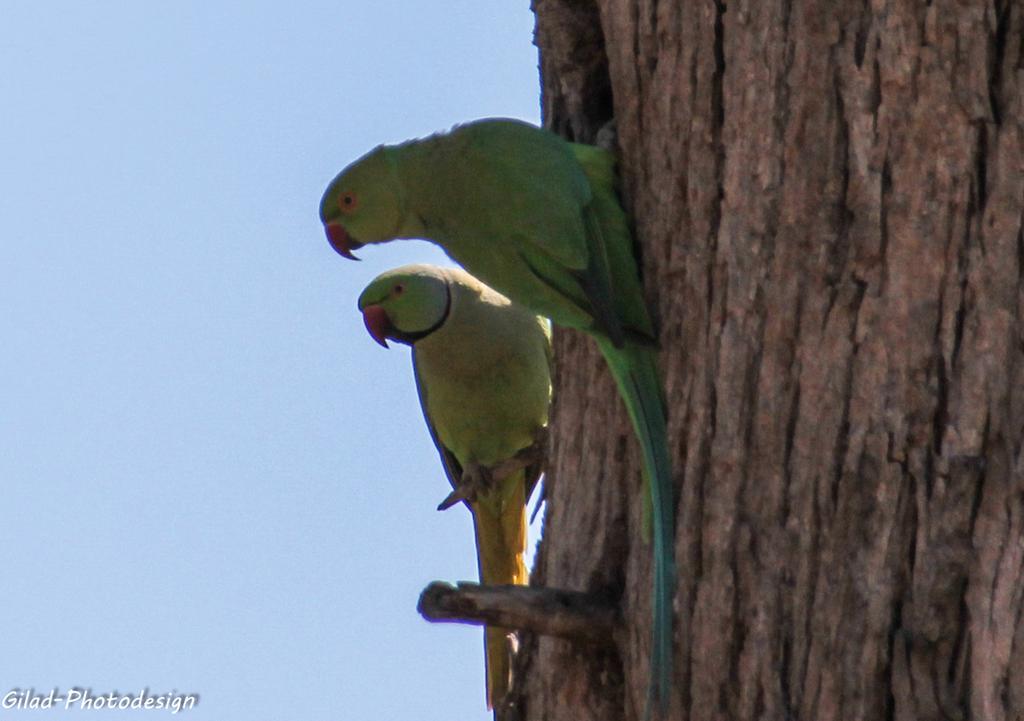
529 485 547 524
436 487 469 511
436 435 547 512
437 463 494 511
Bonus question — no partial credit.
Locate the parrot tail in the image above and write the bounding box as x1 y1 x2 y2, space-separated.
598 338 676 716
471 468 529 710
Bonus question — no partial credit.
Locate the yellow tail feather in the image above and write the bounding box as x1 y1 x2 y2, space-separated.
471 469 528 709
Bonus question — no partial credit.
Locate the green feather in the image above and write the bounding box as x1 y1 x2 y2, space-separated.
598 338 674 715
326 119 676 712
360 264 551 712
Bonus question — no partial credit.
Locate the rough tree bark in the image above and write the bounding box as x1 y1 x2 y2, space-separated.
507 2 1024 720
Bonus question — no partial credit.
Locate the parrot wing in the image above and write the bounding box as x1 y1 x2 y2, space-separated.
522 316 553 509
454 119 592 272
521 442 544 506
412 353 464 500
414 345 546 508
471 121 628 346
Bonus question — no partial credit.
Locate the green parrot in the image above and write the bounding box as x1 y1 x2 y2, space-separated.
357 263 551 710
322 118 675 711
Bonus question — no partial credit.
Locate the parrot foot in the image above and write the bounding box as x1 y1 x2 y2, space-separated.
436 463 494 511
488 443 542 482
436 431 548 512
595 119 618 151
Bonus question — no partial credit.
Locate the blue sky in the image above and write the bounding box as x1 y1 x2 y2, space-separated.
0 2 540 719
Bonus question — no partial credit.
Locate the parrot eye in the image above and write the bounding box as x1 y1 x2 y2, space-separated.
338 191 359 214
393 284 405 296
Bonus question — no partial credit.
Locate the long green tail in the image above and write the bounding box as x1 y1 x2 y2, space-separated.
598 337 675 715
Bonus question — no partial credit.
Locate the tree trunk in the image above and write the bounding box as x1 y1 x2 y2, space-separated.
510 1 1024 719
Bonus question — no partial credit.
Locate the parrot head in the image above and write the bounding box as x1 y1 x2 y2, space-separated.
356 265 451 348
320 146 405 260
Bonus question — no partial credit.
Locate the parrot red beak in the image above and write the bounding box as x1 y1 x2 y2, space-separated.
325 222 363 260
361 305 392 348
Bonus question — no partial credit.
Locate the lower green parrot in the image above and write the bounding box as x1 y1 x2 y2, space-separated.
357 263 551 710
322 118 675 712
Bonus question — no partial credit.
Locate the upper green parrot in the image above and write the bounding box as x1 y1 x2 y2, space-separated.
321 118 675 712
357 263 551 711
